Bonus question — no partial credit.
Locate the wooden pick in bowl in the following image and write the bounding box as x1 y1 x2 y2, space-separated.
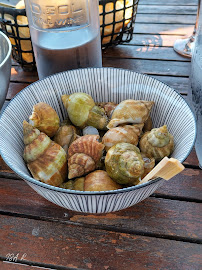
138 157 185 185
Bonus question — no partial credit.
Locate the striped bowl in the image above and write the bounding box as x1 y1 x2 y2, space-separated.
0 68 196 213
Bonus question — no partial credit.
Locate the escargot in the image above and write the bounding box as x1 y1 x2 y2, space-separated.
29 102 60 137
54 121 78 154
139 125 174 161
23 120 67 187
105 142 145 185
60 177 85 191
68 135 104 179
62 93 108 130
84 170 122 191
102 124 144 151
107 99 154 129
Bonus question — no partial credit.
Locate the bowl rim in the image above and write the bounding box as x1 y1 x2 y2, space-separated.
0 67 197 195
0 31 12 68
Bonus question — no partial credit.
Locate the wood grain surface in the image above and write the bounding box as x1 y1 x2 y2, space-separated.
138 5 198 14
0 178 201 242
0 215 201 270
0 0 201 269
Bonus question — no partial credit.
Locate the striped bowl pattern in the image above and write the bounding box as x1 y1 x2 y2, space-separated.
0 68 196 213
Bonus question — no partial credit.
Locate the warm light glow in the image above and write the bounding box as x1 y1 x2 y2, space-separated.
11 68 18 75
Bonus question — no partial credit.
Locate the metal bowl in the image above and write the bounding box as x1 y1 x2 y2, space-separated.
0 31 12 110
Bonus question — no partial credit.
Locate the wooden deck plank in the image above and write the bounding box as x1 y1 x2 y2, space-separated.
10 59 191 82
155 168 202 200
70 198 202 240
184 149 200 166
136 14 196 24
102 58 191 76
0 100 9 113
0 178 201 240
10 66 38 83
0 261 50 270
131 34 193 47
140 0 198 5
134 23 194 35
0 215 201 270
138 5 198 15
0 156 13 175
103 45 190 61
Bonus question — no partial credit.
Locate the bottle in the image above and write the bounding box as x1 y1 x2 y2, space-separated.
24 0 102 79
190 4 202 168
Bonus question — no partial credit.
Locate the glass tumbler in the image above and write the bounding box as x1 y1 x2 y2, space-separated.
191 4 202 168
24 0 102 79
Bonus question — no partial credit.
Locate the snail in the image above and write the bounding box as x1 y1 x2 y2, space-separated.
84 170 121 191
54 121 78 154
62 93 108 130
23 121 67 187
68 135 104 179
102 124 144 151
139 125 174 161
107 99 154 129
105 142 145 185
29 102 60 137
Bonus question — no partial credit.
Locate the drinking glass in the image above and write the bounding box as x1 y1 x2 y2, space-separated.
174 0 201 58
191 3 202 168
24 0 102 79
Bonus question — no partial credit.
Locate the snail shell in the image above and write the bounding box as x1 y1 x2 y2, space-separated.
105 142 145 185
68 135 104 179
141 153 155 179
83 126 99 136
139 125 174 161
23 121 67 187
29 102 60 137
143 116 153 132
97 102 117 118
54 123 78 154
102 124 144 151
60 177 85 191
84 170 122 191
62 93 108 130
107 100 154 129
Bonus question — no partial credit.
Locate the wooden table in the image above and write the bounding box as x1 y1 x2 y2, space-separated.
0 0 202 269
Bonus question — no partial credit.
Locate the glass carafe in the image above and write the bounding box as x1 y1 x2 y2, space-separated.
24 0 102 79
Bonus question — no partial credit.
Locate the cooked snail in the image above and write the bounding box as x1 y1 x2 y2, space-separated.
97 102 117 118
102 124 144 151
141 153 155 179
107 100 154 129
60 177 85 191
84 170 122 191
29 102 60 137
61 93 108 130
139 125 174 161
54 121 78 154
105 142 145 185
68 135 104 179
23 121 67 187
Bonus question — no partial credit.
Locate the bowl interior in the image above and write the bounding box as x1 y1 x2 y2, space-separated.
0 31 12 67
0 68 196 193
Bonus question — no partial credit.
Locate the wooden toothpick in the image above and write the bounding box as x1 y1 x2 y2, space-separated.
138 157 185 185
